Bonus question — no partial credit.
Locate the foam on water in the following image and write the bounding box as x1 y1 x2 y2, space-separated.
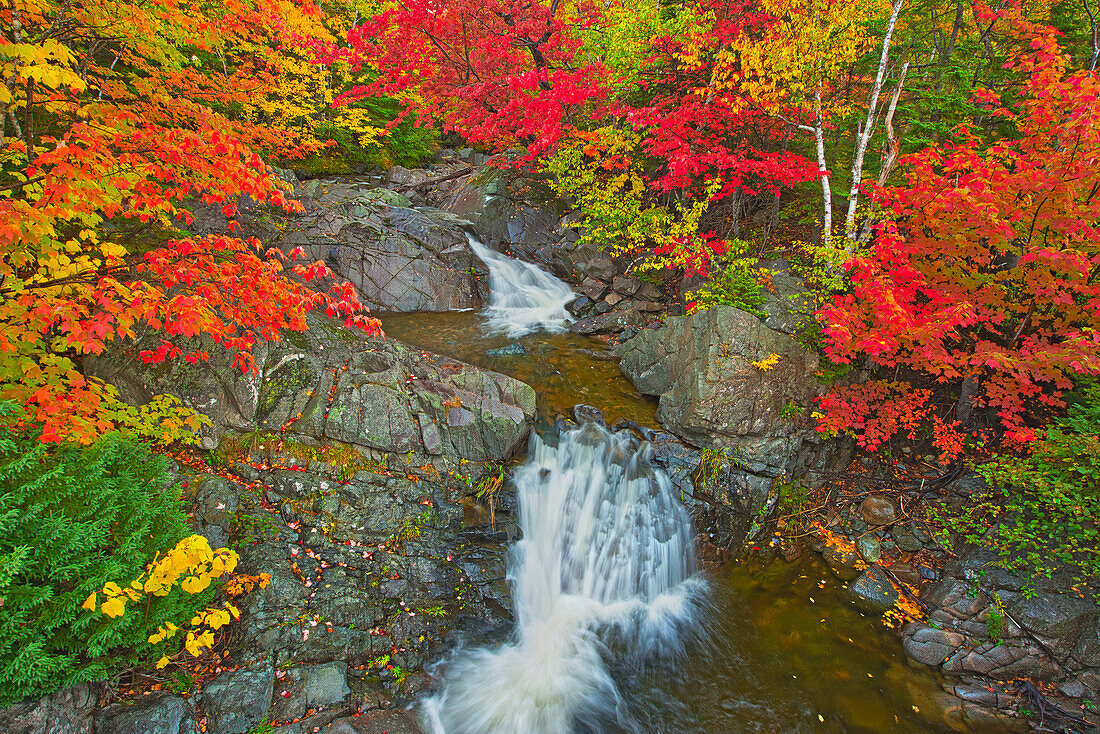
420 423 706 734
466 232 575 337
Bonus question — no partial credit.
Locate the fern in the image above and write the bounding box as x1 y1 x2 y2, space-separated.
0 404 212 705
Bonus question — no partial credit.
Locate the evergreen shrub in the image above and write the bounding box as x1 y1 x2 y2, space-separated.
0 404 212 705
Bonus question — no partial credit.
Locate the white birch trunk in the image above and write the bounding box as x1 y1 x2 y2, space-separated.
844 0 905 248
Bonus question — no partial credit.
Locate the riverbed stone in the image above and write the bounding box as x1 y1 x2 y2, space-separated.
857 536 882 564
200 662 274 734
903 623 966 666
95 694 198 734
847 566 899 612
859 495 896 526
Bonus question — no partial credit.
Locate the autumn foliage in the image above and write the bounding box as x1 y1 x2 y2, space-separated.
335 0 819 275
1 0 380 444
816 6 1100 449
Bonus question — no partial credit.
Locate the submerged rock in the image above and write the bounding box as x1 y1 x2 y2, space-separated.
847 566 900 612
486 343 526 357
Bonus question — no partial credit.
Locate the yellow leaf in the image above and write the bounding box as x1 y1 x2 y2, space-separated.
181 575 211 594
81 592 96 611
101 595 126 618
156 655 170 669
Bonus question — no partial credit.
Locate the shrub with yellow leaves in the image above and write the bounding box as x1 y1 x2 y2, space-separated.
83 535 270 669
752 353 783 371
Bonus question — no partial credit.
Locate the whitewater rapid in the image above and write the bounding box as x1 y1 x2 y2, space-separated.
420 423 707 734
466 232 575 338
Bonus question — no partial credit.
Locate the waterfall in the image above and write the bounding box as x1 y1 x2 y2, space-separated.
466 232 575 337
420 423 706 734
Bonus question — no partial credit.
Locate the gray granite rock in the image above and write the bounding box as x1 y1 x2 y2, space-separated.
89 316 536 461
0 684 98 734
903 623 966 666
846 566 899 612
618 305 851 507
201 662 274 734
95 694 198 734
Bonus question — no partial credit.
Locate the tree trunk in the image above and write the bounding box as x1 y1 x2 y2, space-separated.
843 0 905 248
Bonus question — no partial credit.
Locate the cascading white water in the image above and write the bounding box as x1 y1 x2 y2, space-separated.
466 232 575 337
420 423 706 734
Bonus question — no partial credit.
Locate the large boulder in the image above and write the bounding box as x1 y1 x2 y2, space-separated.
617 305 847 498
192 178 489 313
87 317 537 459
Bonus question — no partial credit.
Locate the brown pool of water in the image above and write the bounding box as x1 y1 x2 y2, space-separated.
633 558 1010 733
379 310 658 427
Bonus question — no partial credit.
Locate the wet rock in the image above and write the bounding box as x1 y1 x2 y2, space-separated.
903 623 966 666
822 544 862 581
921 690 1030 733
943 640 1051 679
0 684 98 734
891 522 922 552
442 167 561 248
573 404 606 427
857 536 882 564
566 296 592 315
887 563 922 586
847 566 899 612
577 278 608 300
859 495 896 526
327 710 423 734
485 343 526 358
95 694 198 734
201 662 273 734
570 309 645 335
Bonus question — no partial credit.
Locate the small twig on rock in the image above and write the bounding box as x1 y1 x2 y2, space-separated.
880 565 933 614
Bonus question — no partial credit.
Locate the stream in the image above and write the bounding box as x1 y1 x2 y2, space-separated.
379 238 997 734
